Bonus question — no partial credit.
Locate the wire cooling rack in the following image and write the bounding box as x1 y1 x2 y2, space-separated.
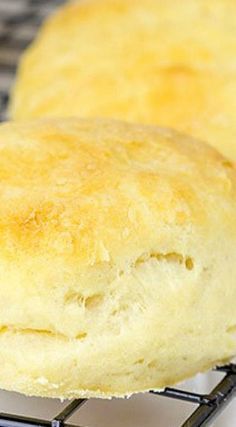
0 1 236 426
0 0 64 121
0 365 235 427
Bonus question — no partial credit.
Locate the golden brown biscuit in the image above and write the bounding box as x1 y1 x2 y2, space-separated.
9 0 236 161
0 117 235 398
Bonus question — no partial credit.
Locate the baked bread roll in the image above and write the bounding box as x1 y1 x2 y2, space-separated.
9 0 236 161
0 117 235 399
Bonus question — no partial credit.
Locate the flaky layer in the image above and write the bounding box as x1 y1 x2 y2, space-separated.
0 321 234 399
10 0 236 161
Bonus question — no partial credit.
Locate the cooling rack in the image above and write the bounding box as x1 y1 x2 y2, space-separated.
0 365 235 427
0 0 64 121
0 1 236 426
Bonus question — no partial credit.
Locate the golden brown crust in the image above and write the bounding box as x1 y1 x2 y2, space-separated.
9 0 236 160
0 118 235 398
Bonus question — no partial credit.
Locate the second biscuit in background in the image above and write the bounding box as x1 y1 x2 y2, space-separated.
9 0 236 162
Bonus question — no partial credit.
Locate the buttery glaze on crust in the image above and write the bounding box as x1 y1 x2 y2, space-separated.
0 118 235 398
9 0 236 161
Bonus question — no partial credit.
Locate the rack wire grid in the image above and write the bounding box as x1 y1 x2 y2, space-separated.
0 1 236 426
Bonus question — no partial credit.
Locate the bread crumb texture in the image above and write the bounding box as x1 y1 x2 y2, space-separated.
0 118 235 398
9 0 236 161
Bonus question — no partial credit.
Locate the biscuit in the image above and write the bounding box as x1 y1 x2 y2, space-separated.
0 118 235 398
9 0 236 161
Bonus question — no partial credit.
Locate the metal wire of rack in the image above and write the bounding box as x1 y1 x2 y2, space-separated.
0 1 236 426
